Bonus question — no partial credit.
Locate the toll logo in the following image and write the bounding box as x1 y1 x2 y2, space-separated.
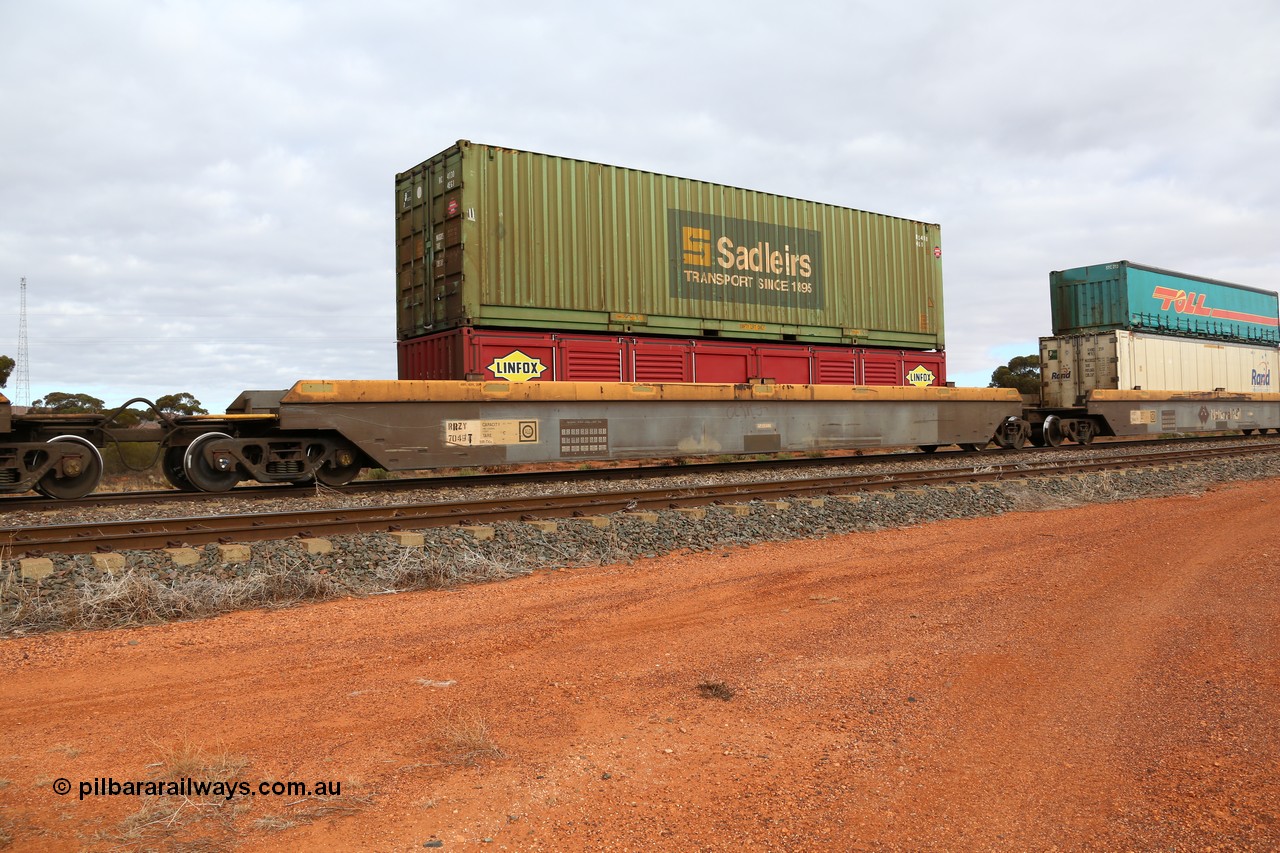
906 365 936 387
1253 361 1272 389
487 351 547 382
669 210 825 309
1152 285 1279 329
1152 285 1213 316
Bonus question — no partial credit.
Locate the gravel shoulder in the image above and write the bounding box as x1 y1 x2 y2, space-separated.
1 473 1278 850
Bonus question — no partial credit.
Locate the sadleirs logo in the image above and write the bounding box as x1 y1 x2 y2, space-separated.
906 365 935 387
487 351 547 382
669 210 824 309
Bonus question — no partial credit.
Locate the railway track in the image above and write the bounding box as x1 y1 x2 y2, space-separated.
7 439 1280 557
0 433 1263 514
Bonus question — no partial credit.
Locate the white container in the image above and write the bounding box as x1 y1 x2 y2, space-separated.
1040 330 1277 408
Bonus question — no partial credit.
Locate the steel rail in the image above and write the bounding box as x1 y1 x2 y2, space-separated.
5 442 1279 556
1 433 1273 514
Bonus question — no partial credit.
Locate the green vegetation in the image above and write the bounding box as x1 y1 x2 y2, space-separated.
989 354 1041 394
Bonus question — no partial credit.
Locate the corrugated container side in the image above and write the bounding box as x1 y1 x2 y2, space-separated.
1040 330 1278 407
396 141 945 350
396 330 946 386
1050 261 1280 344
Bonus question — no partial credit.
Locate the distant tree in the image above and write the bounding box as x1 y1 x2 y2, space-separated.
155 392 207 416
136 392 209 421
989 354 1042 395
0 355 13 389
30 391 106 413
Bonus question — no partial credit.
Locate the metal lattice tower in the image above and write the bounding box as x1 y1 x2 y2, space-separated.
16 277 30 407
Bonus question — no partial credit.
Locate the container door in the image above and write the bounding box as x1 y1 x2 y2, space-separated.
557 336 625 382
473 332 557 382
1040 336 1088 407
1081 332 1120 395
632 339 693 383
756 346 813 384
395 171 433 339
903 351 946 387
813 348 858 385
692 343 751 383
861 349 904 385
430 149 468 327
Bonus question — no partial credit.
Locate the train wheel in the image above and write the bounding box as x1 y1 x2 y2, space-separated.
1042 415 1064 447
161 446 199 491
918 445 939 454
995 416 1028 450
314 444 363 487
34 436 104 500
183 432 242 493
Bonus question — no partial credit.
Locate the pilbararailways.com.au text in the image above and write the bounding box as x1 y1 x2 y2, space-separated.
55 777 342 801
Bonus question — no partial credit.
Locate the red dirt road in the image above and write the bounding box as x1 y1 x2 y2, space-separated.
2 480 1278 851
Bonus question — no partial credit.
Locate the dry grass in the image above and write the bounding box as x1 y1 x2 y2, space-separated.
102 740 251 852
374 543 530 591
437 714 504 767
1000 482 1087 512
153 740 250 780
0 564 342 634
252 815 297 832
284 791 375 822
697 680 736 701
0 523 629 636
98 742 374 849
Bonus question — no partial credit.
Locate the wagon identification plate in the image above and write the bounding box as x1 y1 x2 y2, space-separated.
668 210 825 309
445 419 539 447
559 419 609 458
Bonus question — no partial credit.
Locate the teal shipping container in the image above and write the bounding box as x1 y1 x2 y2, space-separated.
1050 261 1279 345
396 141 944 350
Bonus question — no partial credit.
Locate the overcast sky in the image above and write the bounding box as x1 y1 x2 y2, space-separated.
2 1 1278 410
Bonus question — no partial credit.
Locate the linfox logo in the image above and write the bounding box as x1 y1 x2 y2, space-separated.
487 351 547 382
1253 361 1272 389
681 226 814 279
906 365 935 387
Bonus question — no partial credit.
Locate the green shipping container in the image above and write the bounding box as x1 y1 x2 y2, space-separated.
396 140 944 349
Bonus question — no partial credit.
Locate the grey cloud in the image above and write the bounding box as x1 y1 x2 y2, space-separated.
1 0 1278 407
